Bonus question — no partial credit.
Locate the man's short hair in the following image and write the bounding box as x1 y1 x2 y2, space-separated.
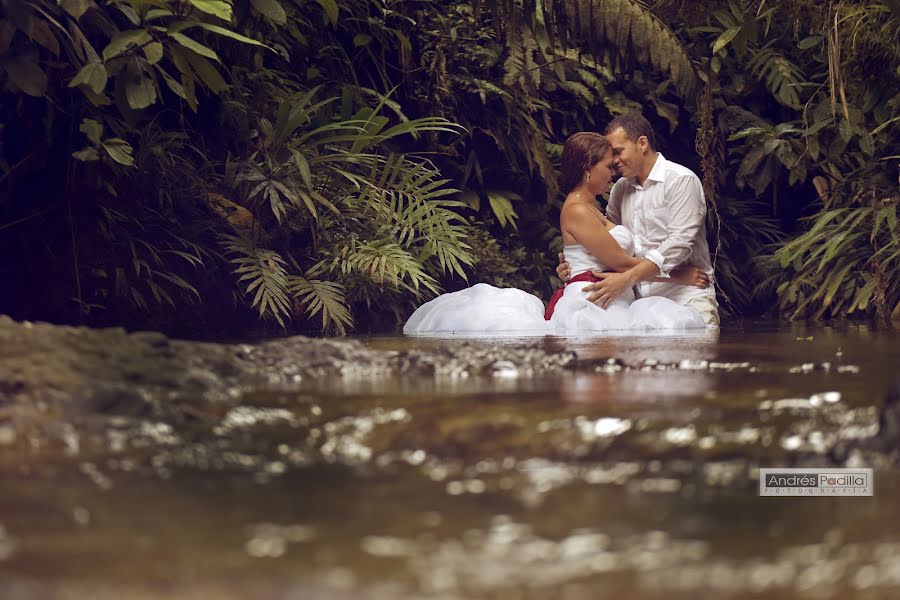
605 113 656 151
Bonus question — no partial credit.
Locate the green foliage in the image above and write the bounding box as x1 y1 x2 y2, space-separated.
88 206 207 315
541 0 699 97
2 0 899 333
72 118 135 166
289 276 353 334
0 0 271 117
221 233 293 326
220 85 473 330
772 201 899 320
692 0 900 319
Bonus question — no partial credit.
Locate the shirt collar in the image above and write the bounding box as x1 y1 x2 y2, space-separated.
644 153 667 184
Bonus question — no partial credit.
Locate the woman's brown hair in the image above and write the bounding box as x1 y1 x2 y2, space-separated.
559 132 611 195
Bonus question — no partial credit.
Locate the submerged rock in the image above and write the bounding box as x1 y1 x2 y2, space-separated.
0 316 576 420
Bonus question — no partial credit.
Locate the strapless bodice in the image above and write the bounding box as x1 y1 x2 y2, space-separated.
563 225 635 275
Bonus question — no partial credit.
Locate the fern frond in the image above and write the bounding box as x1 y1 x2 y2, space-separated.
288 276 353 334
220 234 292 327
541 0 698 98
314 239 441 297
357 154 476 278
748 44 804 108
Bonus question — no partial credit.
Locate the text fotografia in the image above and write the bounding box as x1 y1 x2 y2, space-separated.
759 468 873 496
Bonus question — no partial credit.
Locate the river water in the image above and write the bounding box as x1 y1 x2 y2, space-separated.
1 320 898 599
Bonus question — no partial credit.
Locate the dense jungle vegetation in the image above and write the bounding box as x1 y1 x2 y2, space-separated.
0 0 898 336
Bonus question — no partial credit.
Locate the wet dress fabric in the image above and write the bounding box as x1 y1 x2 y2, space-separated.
403 225 706 335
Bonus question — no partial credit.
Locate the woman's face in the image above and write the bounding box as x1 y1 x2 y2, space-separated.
586 150 615 195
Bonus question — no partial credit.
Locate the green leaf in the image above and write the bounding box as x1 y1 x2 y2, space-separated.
459 190 480 211
822 262 855 307
289 277 352 334
838 118 853 142
797 35 822 50
30 18 60 56
182 49 228 93
182 71 198 111
250 0 287 25
871 116 900 137
102 29 152 61
117 4 140 25
145 8 174 21
858 131 874 155
101 138 135 166
3 56 47 96
316 0 339 25
156 63 186 99
353 33 372 47
195 23 272 49
849 279 876 312
143 41 164 65
291 150 313 188
712 25 741 55
487 191 518 230
154 271 201 300
188 0 233 21
650 97 679 133
170 32 219 61
125 69 157 109
807 135 820 160
69 62 107 94
60 0 93 20
72 147 100 162
79 118 103 144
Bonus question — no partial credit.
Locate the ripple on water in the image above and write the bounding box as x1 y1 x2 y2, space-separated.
245 523 316 558
0 525 16 561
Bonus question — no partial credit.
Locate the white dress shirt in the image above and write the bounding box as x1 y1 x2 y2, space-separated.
606 153 717 306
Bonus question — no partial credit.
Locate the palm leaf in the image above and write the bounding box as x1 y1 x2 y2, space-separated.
288 276 353 334
220 234 292 327
527 0 698 98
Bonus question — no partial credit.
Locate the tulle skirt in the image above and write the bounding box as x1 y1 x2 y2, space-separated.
403 283 706 335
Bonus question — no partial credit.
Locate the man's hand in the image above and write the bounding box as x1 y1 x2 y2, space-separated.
670 263 711 288
582 271 637 309
581 259 660 308
556 252 572 283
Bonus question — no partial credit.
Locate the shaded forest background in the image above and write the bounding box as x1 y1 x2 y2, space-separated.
0 0 897 337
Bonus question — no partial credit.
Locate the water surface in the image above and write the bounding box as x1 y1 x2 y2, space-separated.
1 321 898 599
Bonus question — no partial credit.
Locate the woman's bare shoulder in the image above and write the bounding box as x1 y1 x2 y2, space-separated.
561 201 607 225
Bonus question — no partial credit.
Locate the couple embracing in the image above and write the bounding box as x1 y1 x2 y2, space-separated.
404 113 719 335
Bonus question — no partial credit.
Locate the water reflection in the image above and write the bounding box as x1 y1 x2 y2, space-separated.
1 321 899 599
562 371 715 404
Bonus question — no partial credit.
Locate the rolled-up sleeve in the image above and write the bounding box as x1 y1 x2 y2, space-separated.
647 174 705 278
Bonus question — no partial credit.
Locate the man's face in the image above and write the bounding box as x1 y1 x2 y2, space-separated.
606 127 646 180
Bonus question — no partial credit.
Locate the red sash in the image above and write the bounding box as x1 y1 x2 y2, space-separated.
544 271 601 320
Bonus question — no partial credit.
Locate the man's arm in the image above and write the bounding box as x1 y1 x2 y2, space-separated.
584 261 709 306
583 174 706 307
644 174 705 278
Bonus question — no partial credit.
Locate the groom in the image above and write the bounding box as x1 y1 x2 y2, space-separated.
556 113 720 325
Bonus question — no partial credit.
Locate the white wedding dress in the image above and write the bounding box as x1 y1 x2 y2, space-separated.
403 225 706 335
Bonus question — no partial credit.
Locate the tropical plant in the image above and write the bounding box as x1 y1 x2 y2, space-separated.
216 84 473 332
2 0 898 333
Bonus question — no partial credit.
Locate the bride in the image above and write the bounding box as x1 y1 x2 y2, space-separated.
404 132 708 335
